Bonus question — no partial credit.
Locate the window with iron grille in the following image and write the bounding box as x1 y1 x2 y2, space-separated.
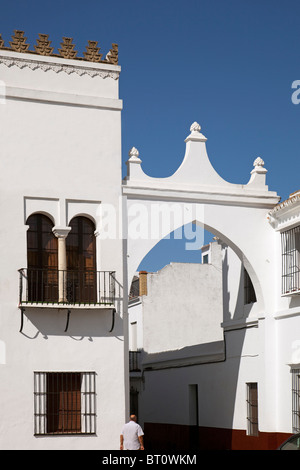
292 368 300 433
34 372 96 435
246 382 259 436
281 226 300 295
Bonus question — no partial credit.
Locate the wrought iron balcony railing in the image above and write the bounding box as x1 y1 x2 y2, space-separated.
18 268 116 306
129 351 141 372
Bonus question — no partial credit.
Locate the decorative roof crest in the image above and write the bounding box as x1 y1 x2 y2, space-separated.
0 30 118 65
105 43 118 65
9 30 29 53
58 37 77 59
34 34 54 56
83 40 103 63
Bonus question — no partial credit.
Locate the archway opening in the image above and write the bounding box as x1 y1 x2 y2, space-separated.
130 222 257 320
128 220 258 449
138 222 209 272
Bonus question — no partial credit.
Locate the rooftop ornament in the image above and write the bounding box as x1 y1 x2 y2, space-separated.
253 157 265 168
34 34 54 56
0 30 118 65
128 147 141 162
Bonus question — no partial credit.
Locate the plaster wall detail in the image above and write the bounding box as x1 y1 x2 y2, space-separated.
142 243 224 355
0 43 125 450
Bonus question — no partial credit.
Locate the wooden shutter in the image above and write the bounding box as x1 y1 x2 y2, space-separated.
26 214 58 302
47 373 81 434
66 217 96 303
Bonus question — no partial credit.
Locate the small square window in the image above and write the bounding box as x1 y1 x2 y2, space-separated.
34 371 96 435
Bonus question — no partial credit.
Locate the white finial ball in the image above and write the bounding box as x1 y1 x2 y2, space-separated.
129 147 139 158
190 122 201 133
253 157 265 167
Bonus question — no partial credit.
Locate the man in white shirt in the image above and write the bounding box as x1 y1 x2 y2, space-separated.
120 415 144 450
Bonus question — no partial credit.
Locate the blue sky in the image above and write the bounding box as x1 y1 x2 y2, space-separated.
1 0 299 271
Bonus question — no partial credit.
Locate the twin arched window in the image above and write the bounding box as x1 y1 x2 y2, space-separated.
27 214 58 272
26 214 96 303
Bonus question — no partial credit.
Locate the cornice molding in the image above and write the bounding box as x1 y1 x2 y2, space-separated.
268 191 300 217
5 85 123 110
122 184 280 209
0 54 120 80
268 193 300 231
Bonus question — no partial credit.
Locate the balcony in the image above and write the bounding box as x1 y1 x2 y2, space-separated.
18 268 116 307
129 350 141 372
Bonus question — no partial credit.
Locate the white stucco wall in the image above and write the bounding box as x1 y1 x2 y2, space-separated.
0 50 126 449
128 299 144 351
142 243 224 354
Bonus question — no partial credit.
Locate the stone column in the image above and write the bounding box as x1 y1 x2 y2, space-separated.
53 227 71 303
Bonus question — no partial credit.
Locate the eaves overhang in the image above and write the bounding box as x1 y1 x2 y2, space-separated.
268 190 300 231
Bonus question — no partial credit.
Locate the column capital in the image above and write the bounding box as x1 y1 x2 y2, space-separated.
52 226 71 238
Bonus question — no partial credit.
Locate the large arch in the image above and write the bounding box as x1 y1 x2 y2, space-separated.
123 122 280 318
123 123 281 449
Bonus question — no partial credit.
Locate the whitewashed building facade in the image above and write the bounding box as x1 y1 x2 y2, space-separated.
0 31 127 450
1 29 299 451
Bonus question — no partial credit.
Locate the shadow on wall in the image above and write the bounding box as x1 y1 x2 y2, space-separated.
18 270 124 338
129 238 269 450
18 306 122 338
